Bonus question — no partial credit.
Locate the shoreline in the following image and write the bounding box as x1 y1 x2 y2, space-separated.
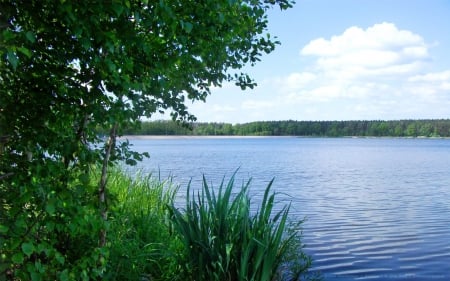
119 135 450 140
119 135 295 140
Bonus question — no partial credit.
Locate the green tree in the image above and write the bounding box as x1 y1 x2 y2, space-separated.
1 0 293 279
406 123 417 137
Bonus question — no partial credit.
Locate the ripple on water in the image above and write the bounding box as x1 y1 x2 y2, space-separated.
131 137 450 281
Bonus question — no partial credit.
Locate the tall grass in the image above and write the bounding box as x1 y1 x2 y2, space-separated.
168 174 316 281
97 168 316 280
104 169 180 281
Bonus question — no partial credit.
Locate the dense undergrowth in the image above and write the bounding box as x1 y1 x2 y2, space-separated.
104 169 318 281
1 167 318 280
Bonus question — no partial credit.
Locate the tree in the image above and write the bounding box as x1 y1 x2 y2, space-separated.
1 0 293 278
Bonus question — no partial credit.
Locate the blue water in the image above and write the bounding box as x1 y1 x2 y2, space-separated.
127 137 450 280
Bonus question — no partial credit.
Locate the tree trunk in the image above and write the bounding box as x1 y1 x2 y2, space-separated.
98 123 117 247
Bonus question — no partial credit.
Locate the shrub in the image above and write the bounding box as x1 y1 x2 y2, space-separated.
0 165 107 280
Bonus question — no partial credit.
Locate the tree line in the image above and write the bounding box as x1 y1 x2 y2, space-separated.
119 119 450 137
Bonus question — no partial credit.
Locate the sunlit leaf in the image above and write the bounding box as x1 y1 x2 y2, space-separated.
25 31 36 43
6 51 18 70
22 242 35 257
17 47 32 58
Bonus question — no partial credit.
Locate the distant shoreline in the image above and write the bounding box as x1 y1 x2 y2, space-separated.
119 135 450 140
119 135 295 140
105 120 450 138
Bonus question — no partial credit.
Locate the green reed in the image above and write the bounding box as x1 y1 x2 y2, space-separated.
168 174 314 281
89 167 316 280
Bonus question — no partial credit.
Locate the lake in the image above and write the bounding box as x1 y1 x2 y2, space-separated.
127 136 450 280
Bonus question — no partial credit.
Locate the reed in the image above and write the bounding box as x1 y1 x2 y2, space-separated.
93 168 316 280
168 174 314 281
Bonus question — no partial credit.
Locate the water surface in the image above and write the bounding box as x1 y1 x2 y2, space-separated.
129 137 450 280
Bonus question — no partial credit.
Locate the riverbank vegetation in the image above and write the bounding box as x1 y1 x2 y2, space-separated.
97 169 318 280
1 166 317 280
118 119 450 137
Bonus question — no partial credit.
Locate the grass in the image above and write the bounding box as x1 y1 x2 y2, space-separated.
102 168 318 280
104 169 180 281
168 173 316 281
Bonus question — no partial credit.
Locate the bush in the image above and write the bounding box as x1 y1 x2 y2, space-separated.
0 165 107 280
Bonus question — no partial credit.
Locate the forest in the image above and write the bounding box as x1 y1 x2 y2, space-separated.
119 119 450 137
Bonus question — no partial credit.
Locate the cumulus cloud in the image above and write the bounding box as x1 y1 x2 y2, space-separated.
279 23 436 101
279 72 317 92
190 22 449 123
301 22 427 57
407 70 450 99
269 22 450 120
300 22 429 80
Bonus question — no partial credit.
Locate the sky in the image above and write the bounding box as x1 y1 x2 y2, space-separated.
173 0 450 124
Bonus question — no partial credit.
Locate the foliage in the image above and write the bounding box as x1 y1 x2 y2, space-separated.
125 119 450 137
99 168 180 281
1 0 293 278
168 174 314 281
97 169 316 281
0 166 107 280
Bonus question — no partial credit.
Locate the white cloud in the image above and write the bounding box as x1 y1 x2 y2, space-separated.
300 22 429 81
406 70 450 101
301 23 426 57
241 100 275 110
408 70 450 82
268 22 450 120
286 23 433 101
190 22 449 123
282 72 316 91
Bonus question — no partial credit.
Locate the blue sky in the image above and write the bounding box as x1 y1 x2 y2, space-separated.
186 0 450 123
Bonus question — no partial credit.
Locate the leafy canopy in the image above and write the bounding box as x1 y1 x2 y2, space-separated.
0 0 293 279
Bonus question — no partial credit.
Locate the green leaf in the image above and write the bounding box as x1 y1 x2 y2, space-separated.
78 173 90 185
6 51 19 70
125 159 137 166
80 38 91 50
22 242 35 257
0 224 9 234
111 3 124 16
180 20 193 33
17 47 32 58
55 252 65 265
34 261 45 273
45 202 56 215
15 218 27 230
2 29 15 40
59 269 69 281
11 238 21 249
25 31 36 43
12 252 24 263
30 271 42 281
